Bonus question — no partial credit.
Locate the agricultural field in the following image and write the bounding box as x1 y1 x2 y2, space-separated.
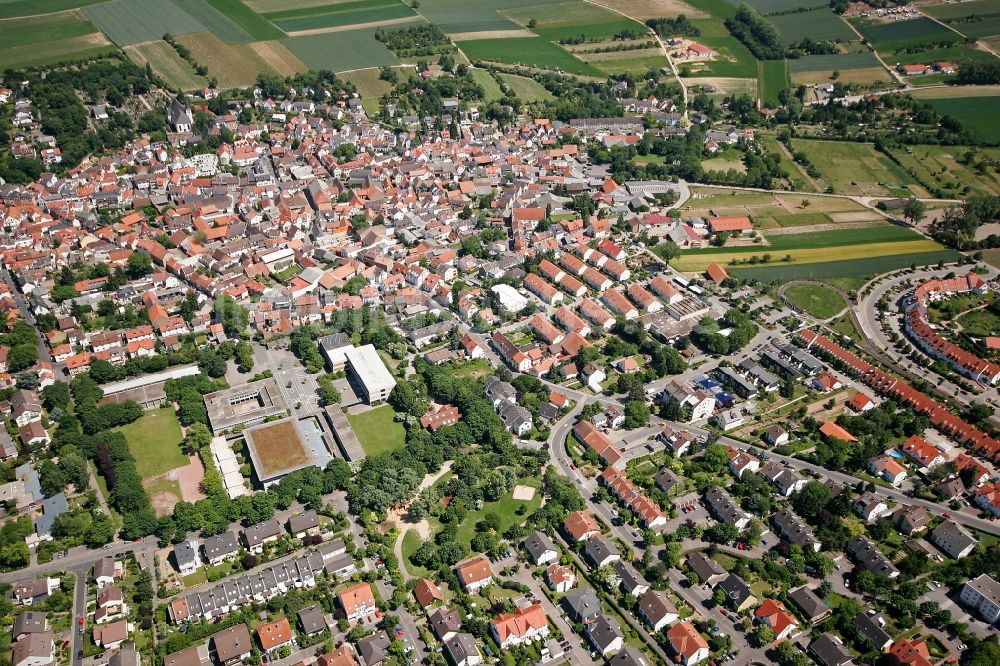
888 45 997 67
759 135 814 191
788 51 888 86
680 187 885 228
199 0 283 39
783 282 847 320
579 49 667 76
850 17 959 51
249 40 309 77
0 33 116 69
685 19 758 78
171 0 258 43
922 0 1000 40
457 36 604 76
769 8 855 45
469 68 504 100
85 0 207 45
124 41 208 90
341 66 399 99
886 145 1000 197
264 0 416 33
0 0 106 19
498 73 554 101
596 0 708 21
686 76 757 97
730 0 809 13
415 0 543 34
757 59 787 103
913 94 1000 145
789 139 918 197
503 2 647 43
285 26 402 71
175 31 280 89
728 250 961 282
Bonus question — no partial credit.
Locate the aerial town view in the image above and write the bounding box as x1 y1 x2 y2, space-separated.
3 0 1000 665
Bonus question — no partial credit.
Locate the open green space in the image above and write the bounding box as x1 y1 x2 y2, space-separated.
675 239 946 272
687 19 759 78
790 139 918 196
784 282 847 319
758 58 787 103
468 68 503 100
284 26 403 71
499 73 554 101
346 405 406 457
401 528 430 578
85 0 207 45
458 36 604 76
0 34 117 68
918 95 1000 144
851 17 959 50
0 0 105 19
0 10 99 49
729 0 814 13
888 45 996 67
769 8 854 44
271 0 414 32
115 407 187 479
957 306 1000 337
728 250 962 282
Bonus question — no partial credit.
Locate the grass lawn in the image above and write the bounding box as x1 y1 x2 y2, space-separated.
784 283 847 319
957 306 1000 337
116 407 187 479
499 73 554 102
828 313 862 343
451 478 542 550
758 59 787 105
182 569 208 586
401 528 430 578
790 138 918 196
347 405 406 457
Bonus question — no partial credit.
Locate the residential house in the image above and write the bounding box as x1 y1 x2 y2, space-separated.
545 563 577 593
638 590 678 632
456 556 494 593
788 586 831 624
754 599 798 641
489 603 549 650
930 521 978 560
337 582 376 623
522 531 558 566
718 574 757 612
586 614 624 657
666 622 709 666
256 618 295 656
444 633 482 666
959 574 1000 623
585 535 620 568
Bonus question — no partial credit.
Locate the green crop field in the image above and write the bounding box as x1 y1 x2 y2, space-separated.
170 0 255 42
730 0 812 13
124 40 208 90
285 26 401 72
499 73 554 101
0 0 106 19
584 52 667 75
790 139 918 196
1 10 99 49
0 33 116 69
923 1 1000 39
270 1 415 32
347 405 406 457
458 37 604 76
889 45 996 66
788 51 882 72
729 250 962 282
201 0 283 39
416 0 546 33
688 226 923 256
469 68 503 100
116 408 187 479
851 17 959 50
784 283 847 319
85 0 207 45
504 1 647 42
918 95 1000 144
769 8 855 45
758 59 787 103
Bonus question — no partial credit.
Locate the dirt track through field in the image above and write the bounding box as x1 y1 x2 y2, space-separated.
285 15 420 36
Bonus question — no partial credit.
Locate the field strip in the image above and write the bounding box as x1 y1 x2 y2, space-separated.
285 15 420 36
763 221 885 236
910 84 1000 99
448 29 534 40
672 239 945 272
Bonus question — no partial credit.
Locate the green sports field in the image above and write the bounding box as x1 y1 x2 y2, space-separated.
116 408 187 479
347 405 406 457
784 283 847 319
458 37 604 76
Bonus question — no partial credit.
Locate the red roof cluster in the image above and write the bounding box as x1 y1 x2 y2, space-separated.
799 330 1000 462
599 467 666 527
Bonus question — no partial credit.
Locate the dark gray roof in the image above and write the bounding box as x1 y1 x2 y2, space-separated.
357 632 392 665
444 633 480 664
586 614 623 652
809 634 853 666
718 573 755 608
522 530 557 563
687 552 726 583
584 535 618 566
788 586 830 621
202 532 239 560
562 588 601 623
853 613 892 649
297 604 326 634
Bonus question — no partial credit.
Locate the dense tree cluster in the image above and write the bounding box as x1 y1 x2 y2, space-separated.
375 24 454 57
691 308 758 355
645 15 700 37
724 6 787 60
956 59 1000 85
930 195 1000 249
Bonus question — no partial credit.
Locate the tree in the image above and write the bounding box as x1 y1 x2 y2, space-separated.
214 295 249 337
7 344 38 372
126 251 153 278
791 481 831 519
624 399 651 428
964 638 1000 666
903 197 926 226
235 340 254 372
753 623 775 646
182 423 212 454
85 512 116 547
38 461 67 497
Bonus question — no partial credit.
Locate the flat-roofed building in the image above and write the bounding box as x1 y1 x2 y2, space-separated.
344 344 396 404
204 378 288 433
243 418 333 488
